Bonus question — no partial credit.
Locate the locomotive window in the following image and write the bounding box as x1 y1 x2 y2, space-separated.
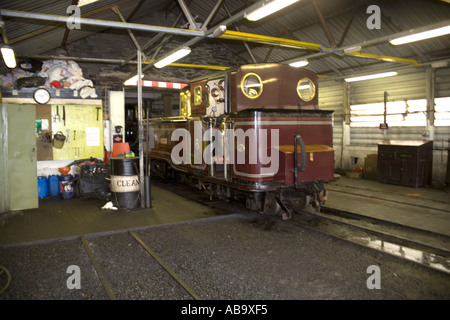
297 78 316 102
180 90 191 117
241 73 263 99
194 85 202 106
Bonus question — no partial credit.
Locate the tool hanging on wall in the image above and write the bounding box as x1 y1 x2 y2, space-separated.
53 105 61 122
66 129 71 143
63 105 66 126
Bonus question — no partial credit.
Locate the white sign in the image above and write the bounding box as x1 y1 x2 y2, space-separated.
86 127 100 146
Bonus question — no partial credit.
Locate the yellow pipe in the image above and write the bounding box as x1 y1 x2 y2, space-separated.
220 30 322 51
169 63 230 70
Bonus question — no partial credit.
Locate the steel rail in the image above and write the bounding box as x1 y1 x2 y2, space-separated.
81 235 117 300
288 208 450 275
129 230 202 300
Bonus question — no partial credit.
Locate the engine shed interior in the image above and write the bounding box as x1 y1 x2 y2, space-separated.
0 0 449 304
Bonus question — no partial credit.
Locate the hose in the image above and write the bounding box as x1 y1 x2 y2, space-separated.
0 265 11 295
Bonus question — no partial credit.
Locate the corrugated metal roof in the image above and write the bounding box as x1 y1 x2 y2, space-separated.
0 0 449 83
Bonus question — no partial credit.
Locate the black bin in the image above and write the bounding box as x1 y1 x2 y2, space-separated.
110 157 140 209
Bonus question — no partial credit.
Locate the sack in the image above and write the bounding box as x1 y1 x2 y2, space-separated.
16 76 47 89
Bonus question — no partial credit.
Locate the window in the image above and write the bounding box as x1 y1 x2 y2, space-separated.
180 90 191 117
435 97 450 127
350 99 427 127
194 85 202 106
297 78 316 101
241 73 263 99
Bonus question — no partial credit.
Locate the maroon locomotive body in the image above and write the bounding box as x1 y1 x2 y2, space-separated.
146 63 335 218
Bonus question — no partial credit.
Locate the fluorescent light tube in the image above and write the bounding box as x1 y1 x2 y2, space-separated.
78 0 101 6
289 60 309 68
389 25 450 45
154 47 191 69
345 71 398 82
1 45 16 69
124 75 144 86
246 0 300 21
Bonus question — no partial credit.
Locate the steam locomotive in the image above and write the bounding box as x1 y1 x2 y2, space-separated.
143 63 335 219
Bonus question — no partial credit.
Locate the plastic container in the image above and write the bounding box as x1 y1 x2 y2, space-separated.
38 176 48 198
59 167 70 176
112 142 130 157
59 174 74 199
48 174 60 197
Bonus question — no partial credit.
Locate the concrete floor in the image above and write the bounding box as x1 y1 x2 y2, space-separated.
0 185 224 246
0 176 449 303
325 176 450 237
0 175 449 246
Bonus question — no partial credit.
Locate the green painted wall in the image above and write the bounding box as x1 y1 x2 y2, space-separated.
0 104 38 213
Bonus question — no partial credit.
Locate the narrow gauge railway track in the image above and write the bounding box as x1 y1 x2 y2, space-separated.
80 232 201 300
287 206 450 276
150 179 450 275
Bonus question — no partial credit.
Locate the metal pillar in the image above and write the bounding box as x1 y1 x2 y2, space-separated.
137 49 144 208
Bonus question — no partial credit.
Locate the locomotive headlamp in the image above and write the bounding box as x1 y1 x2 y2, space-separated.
154 47 191 69
245 0 300 21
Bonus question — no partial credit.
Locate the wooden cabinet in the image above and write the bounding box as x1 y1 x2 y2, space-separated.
377 140 433 188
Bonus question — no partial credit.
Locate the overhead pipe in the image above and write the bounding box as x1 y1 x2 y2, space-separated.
0 9 204 37
283 19 450 66
16 54 230 71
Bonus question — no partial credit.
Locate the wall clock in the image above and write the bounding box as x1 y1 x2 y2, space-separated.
33 88 51 104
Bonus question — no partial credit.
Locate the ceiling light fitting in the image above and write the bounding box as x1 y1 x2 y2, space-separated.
245 0 300 21
289 60 309 68
154 47 191 69
1 45 16 69
124 74 144 86
78 0 101 7
389 25 450 45
344 71 398 83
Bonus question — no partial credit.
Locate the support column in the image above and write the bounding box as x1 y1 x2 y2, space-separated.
341 82 351 169
426 67 435 141
137 49 144 208
163 93 174 117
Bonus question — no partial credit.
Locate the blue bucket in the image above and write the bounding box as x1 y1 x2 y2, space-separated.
48 174 60 197
38 176 48 198
59 174 74 199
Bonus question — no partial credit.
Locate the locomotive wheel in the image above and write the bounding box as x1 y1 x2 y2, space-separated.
263 193 281 216
288 195 311 213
